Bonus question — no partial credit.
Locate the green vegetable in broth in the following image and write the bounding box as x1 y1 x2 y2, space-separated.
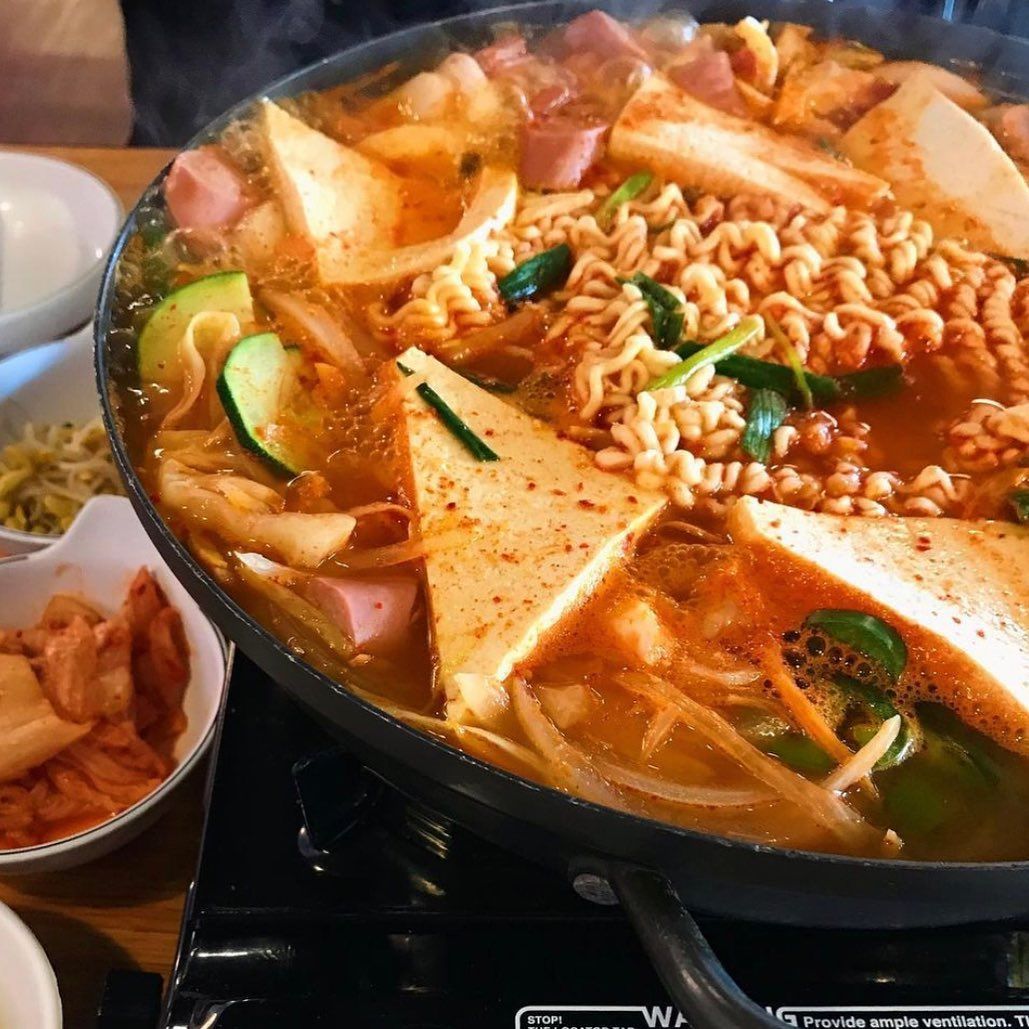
498 244 573 303
137 271 253 385
1010 489 1029 524
735 710 835 776
805 609 908 683
218 332 306 478
398 362 499 462
836 364 905 399
832 674 916 771
623 272 684 350
672 341 841 403
741 388 789 463
646 316 762 391
597 171 652 229
768 315 814 410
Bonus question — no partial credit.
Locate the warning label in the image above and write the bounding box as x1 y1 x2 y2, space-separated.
773 1008 1029 1028
514 1006 1029 1029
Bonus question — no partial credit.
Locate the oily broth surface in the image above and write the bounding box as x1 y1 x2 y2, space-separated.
108 19 1029 861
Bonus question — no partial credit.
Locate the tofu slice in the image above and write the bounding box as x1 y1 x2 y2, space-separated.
0 654 91 783
728 497 1029 753
395 348 666 723
610 75 888 212
261 100 404 268
261 100 517 287
319 166 517 287
841 74 1029 257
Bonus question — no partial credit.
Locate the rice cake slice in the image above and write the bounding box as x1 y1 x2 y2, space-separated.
609 75 887 212
729 497 1029 753
841 73 1029 258
395 347 666 724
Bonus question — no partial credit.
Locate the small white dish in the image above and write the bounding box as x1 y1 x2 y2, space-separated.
0 152 122 355
0 902 61 1029
0 326 106 556
0 494 229 874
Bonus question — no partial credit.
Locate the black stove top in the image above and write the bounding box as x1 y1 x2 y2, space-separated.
137 656 1029 1029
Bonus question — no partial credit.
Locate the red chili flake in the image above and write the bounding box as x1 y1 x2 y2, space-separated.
374 602 384 610
916 535 932 552
446 501 457 510
492 595 502 604
527 482 537 491
577 499 595 509
627 495 638 504
976 629 986 639
564 543 573 552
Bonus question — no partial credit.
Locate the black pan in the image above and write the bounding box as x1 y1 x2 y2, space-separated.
94 3 1029 1025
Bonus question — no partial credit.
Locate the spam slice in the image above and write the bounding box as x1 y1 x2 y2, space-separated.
610 75 887 212
728 497 1029 753
841 73 1029 257
395 347 666 724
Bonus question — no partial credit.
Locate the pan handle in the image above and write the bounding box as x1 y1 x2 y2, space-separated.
605 864 785 1029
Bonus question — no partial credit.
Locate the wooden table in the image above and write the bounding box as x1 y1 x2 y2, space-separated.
0 146 204 1029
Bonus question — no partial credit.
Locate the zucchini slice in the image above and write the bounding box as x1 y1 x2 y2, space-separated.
217 332 306 478
138 271 253 385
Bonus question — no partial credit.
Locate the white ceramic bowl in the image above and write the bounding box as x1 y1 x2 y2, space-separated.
0 152 122 355
0 495 229 874
0 903 61 1029
0 326 107 556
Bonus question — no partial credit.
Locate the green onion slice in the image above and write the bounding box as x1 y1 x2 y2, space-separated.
741 388 789 463
597 171 652 229
837 364 905 399
623 272 684 350
646 316 762 391
766 314 813 410
498 244 573 304
805 609 908 683
672 341 840 404
398 362 499 461
1009 489 1029 524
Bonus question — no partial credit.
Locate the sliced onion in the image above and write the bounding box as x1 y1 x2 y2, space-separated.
510 678 629 810
452 671 509 724
593 755 774 808
344 501 413 521
616 671 876 847
823 716 901 793
162 311 241 428
332 537 426 569
641 706 679 758
262 289 368 382
678 655 760 687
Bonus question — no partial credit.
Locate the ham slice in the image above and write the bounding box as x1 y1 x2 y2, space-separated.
670 50 747 117
165 145 249 230
474 34 528 77
306 575 418 654
520 119 607 190
563 10 647 61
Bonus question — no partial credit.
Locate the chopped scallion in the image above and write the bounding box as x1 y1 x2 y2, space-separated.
1009 489 1029 524
398 362 499 461
597 171 652 229
766 314 813 410
623 272 684 350
741 388 789 463
837 364 904 399
498 244 573 304
646 316 762 391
